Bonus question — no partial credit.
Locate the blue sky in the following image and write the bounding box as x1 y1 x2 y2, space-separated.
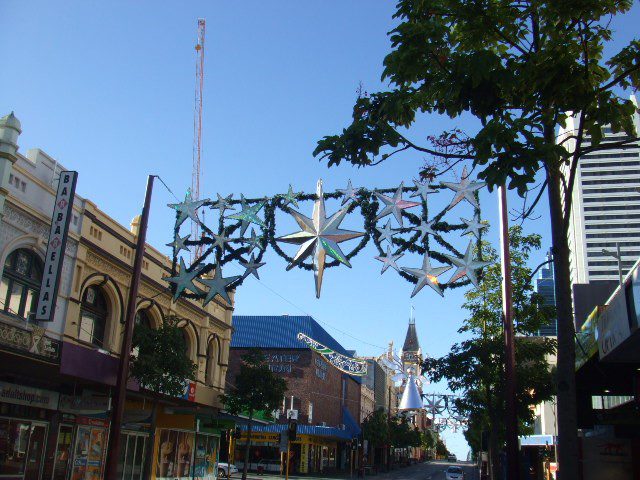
2 0 638 459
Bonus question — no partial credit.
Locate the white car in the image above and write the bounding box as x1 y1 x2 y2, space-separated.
217 463 238 477
445 466 465 480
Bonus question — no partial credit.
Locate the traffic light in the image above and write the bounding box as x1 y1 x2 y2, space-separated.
288 421 298 442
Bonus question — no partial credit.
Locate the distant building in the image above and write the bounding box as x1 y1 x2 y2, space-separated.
535 249 558 336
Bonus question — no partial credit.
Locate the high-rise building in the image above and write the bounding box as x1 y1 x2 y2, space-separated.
560 95 640 285
535 249 557 336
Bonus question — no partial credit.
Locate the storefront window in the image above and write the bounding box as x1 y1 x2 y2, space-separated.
79 287 109 347
52 424 74 480
0 249 42 319
0 418 31 476
194 434 218 480
156 430 194 480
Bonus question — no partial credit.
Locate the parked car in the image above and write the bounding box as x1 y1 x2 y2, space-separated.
445 466 464 480
257 459 281 474
217 463 238 477
447 454 457 462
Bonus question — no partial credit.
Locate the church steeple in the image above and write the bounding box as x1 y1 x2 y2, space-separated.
401 308 422 368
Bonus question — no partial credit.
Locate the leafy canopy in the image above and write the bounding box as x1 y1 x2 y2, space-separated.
221 349 288 419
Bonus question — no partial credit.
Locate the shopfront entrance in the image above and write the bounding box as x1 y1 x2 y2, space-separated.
116 431 149 480
0 418 48 480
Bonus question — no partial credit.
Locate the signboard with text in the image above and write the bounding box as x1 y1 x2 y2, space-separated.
597 289 631 359
36 171 78 322
0 380 59 409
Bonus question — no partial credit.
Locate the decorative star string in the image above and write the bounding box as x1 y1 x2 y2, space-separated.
374 182 420 226
375 246 404 274
441 166 486 209
401 254 452 297
444 240 492 287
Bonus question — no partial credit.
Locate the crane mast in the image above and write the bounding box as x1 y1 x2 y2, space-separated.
192 18 205 262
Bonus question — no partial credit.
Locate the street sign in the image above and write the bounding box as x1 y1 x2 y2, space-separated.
286 409 298 420
279 431 289 453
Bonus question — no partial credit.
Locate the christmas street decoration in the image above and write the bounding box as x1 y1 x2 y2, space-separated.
398 373 424 411
297 332 367 375
164 169 489 304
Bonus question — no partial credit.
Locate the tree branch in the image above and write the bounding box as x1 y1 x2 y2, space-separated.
598 64 640 92
526 259 553 284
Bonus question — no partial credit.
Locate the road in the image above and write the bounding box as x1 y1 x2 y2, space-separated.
383 461 478 480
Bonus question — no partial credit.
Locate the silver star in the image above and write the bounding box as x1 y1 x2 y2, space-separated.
163 258 204 301
212 231 231 251
415 220 437 242
282 185 300 208
242 228 264 252
460 214 487 239
401 254 452 297
168 193 208 229
410 179 436 202
374 182 420 227
277 179 365 298
374 246 404 274
227 195 266 236
240 253 266 279
166 234 190 255
337 179 359 206
376 220 398 245
201 265 241 306
211 194 235 214
441 166 486 209
444 240 492 287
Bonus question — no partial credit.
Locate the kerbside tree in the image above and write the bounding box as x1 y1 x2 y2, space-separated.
314 2 640 477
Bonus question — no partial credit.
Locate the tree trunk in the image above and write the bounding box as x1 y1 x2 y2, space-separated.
546 163 579 480
488 430 500 480
242 411 253 480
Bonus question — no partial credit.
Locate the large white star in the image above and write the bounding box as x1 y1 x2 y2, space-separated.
415 220 437 242
163 258 204 301
277 179 365 298
201 265 241 306
240 253 265 279
410 179 436 202
376 220 398 245
401 254 451 297
337 179 360 206
441 166 486 209
444 240 492 286
374 182 420 227
168 194 208 229
166 234 190 255
374 246 404 274
460 213 487 239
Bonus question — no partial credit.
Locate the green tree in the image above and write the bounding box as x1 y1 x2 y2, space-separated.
221 349 288 480
435 438 450 459
424 227 556 479
313 2 640 476
362 408 390 448
130 316 197 397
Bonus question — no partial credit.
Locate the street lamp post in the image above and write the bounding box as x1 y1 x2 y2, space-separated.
602 242 623 286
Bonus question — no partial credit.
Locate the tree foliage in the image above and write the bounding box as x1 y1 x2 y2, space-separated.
130 317 197 397
363 408 389 447
423 227 556 470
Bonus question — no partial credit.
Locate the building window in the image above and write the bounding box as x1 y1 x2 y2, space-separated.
308 402 313 423
79 286 109 347
205 339 218 386
181 328 192 360
134 309 152 329
0 249 43 320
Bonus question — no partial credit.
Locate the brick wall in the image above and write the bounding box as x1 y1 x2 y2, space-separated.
228 348 361 428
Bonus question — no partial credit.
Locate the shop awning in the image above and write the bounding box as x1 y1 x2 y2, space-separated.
342 406 361 437
237 422 353 440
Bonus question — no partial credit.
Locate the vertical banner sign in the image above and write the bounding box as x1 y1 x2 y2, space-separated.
35 171 78 322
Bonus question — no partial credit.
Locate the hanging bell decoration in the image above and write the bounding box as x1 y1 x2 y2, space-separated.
398 373 423 411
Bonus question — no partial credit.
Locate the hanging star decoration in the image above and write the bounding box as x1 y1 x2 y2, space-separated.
415 220 437 242
201 265 241 306
166 234 190 255
337 179 360 205
282 184 300 208
376 219 397 245
277 179 365 298
374 182 420 226
460 213 487 239
242 228 264 252
227 195 266 235
211 193 235 214
164 258 204 301
401 254 452 297
444 240 492 287
211 231 231 251
441 166 486 209
410 179 436 202
168 192 208 229
375 246 403 274
240 253 265 279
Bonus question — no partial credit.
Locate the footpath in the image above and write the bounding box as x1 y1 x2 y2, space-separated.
235 462 430 480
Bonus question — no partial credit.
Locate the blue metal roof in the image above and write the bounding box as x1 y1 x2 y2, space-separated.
237 422 355 440
231 315 350 356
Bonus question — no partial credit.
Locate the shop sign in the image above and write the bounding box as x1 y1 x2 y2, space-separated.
267 353 300 373
0 380 59 409
238 432 279 443
0 321 60 362
315 357 328 381
36 170 78 322
59 394 111 415
596 290 631 359
575 307 601 370
182 381 196 402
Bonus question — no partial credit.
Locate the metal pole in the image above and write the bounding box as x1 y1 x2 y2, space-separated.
616 242 623 286
498 185 520 480
104 175 155 480
285 441 291 480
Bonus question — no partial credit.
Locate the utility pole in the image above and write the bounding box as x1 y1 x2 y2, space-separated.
498 185 520 480
104 175 155 480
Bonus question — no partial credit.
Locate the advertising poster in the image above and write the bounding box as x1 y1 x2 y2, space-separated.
70 425 108 480
194 435 218 480
156 430 195 480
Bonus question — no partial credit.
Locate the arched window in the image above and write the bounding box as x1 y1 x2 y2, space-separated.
79 286 109 347
0 249 43 320
205 339 218 386
134 309 152 329
181 328 192 360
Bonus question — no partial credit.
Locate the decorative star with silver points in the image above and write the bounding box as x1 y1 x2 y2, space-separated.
201 265 241 306
212 231 231 251
410 179 436 202
415 220 437 242
242 228 264 252
337 180 360 206
282 185 300 208
168 193 208 229
374 246 404 274
401 254 452 297
376 219 397 245
227 195 266 236
163 257 204 301
441 166 486 209
460 213 487 239
444 240 492 287
374 182 420 227
211 194 235 214
277 179 365 298
166 234 190 255
240 253 266 279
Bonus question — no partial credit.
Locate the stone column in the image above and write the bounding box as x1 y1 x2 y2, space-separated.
0 112 22 218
